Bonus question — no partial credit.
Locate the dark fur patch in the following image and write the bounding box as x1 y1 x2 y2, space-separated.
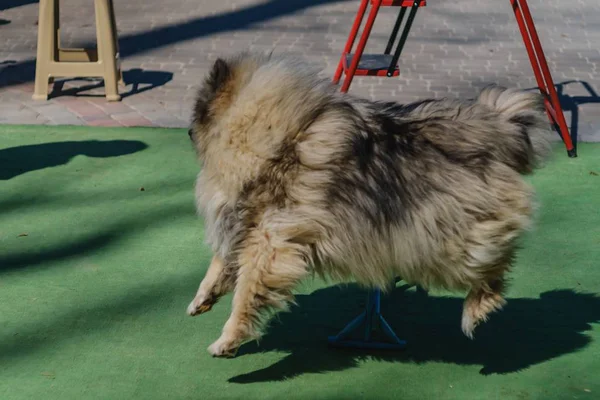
509 114 535 151
209 59 231 92
491 114 537 173
328 110 430 229
377 99 438 115
192 58 232 126
238 137 300 213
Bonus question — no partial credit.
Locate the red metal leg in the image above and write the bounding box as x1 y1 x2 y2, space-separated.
340 0 383 92
510 1 554 124
334 0 369 84
510 0 575 156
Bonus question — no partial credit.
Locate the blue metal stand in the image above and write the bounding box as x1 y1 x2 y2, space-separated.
328 288 406 350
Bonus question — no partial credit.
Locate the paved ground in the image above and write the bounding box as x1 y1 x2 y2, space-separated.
0 0 599 141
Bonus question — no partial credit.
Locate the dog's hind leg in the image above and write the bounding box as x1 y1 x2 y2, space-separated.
461 277 507 339
187 255 236 316
207 228 309 357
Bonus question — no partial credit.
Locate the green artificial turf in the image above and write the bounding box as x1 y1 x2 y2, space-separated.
1 125 599 400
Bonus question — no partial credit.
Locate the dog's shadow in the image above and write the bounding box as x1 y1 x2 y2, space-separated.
229 285 599 383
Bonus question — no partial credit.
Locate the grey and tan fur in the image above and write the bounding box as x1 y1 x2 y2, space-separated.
186 52 552 357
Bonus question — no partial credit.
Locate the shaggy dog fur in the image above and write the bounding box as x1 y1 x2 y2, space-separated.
186 52 551 357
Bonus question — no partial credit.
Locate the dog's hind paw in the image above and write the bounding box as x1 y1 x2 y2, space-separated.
461 286 506 339
461 312 478 339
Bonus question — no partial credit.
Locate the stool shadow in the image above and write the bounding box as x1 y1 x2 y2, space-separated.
526 80 600 150
228 284 599 383
555 80 600 150
0 139 148 180
48 68 173 99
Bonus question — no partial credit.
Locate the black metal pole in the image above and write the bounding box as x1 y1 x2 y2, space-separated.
384 7 407 54
387 2 420 76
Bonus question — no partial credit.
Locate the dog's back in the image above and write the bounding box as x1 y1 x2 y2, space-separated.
316 86 552 337
367 87 551 174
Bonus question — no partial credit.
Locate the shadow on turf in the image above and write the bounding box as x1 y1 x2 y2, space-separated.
0 201 195 273
0 231 116 271
229 285 600 383
0 140 148 180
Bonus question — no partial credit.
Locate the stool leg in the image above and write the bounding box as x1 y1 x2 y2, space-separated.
519 0 575 157
333 0 369 85
48 0 60 84
95 0 121 101
107 0 125 86
33 0 57 100
341 0 383 93
510 0 575 156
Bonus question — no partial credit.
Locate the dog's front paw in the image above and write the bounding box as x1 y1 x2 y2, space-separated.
186 294 215 316
207 336 240 358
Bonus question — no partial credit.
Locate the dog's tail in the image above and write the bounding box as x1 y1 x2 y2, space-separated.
476 86 552 174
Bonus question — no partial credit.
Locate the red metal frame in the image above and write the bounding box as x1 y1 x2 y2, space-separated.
510 0 575 156
333 0 426 92
374 0 426 7
341 55 399 77
333 0 369 87
333 0 382 92
334 0 576 156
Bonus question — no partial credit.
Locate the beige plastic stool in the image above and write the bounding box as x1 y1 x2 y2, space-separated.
33 0 123 101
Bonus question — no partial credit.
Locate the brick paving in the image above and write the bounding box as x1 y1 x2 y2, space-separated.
0 0 599 141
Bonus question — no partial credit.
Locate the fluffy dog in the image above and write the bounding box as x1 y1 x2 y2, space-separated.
186 52 551 357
